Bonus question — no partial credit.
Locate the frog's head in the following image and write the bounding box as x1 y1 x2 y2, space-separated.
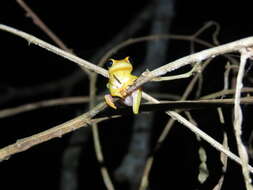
107 56 133 74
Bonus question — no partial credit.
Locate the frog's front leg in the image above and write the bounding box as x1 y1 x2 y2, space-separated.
119 87 128 97
104 94 117 109
118 78 136 97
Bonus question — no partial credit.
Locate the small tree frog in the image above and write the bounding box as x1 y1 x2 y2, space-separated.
104 57 142 114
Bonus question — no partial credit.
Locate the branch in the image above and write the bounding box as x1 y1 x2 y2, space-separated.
140 94 253 174
0 96 92 118
233 48 253 189
200 88 253 99
115 0 175 188
0 102 107 161
16 0 71 52
1 24 253 174
140 59 211 189
0 24 107 77
127 36 253 94
2 23 253 94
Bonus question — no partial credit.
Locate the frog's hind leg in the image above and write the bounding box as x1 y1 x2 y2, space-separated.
104 94 117 109
132 88 142 114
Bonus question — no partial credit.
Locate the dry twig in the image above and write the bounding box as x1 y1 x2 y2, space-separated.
16 0 72 52
1 24 253 177
0 102 108 161
233 48 253 189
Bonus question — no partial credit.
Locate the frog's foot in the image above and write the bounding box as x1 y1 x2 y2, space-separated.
104 94 117 109
119 88 128 97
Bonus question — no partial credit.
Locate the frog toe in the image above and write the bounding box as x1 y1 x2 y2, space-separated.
104 94 117 109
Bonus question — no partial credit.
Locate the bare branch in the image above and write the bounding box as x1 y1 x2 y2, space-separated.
0 102 107 161
200 88 253 99
127 36 253 94
0 96 92 118
16 0 71 52
233 48 253 189
1 24 253 175
0 24 107 77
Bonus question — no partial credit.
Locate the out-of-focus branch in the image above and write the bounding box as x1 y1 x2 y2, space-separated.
94 3 153 65
200 88 253 99
85 3 153 190
0 70 85 106
114 0 175 189
0 96 92 119
144 95 253 173
212 61 231 190
139 59 211 190
0 2 153 106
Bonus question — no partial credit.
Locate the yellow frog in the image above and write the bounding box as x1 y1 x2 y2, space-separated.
104 57 142 114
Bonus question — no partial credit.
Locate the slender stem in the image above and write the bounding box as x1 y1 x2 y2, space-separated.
233 49 253 188
0 102 108 161
16 0 71 52
0 24 107 77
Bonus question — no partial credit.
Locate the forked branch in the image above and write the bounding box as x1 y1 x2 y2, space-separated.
1 24 253 174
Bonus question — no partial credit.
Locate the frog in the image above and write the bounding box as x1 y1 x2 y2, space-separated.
104 56 142 114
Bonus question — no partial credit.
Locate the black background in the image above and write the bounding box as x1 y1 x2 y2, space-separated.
0 0 253 190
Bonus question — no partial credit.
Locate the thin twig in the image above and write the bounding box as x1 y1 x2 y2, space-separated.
16 0 71 52
0 24 107 77
60 5 152 189
233 48 253 189
212 132 228 190
200 88 253 99
1 24 253 174
2 24 253 93
89 74 115 190
0 92 178 119
0 96 92 118
127 36 253 94
212 61 231 190
145 94 253 173
97 34 213 68
16 0 93 78
139 59 211 189
190 21 220 53
139 58 253 188
91 121 115 190
87 6 153 188
0 102 108 161
117 0 175 188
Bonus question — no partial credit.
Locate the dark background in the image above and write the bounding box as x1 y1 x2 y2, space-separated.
0 0 252 190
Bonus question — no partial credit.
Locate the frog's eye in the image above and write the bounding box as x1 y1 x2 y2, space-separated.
106 59 113 68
